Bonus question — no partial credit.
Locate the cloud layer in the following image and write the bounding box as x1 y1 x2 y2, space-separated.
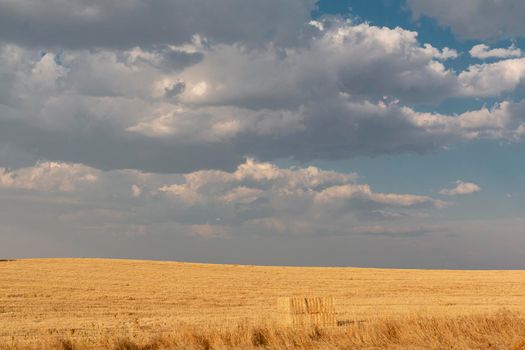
1 0 524 266
0 159 445 238
408 0 525 40
0 0 316 49
1 17 525 173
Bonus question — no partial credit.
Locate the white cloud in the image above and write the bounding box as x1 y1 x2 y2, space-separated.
424 44 458 61
470 44 522 60
459 57 525 97
407 100 525 141
159 158 445 234
313 184 444 208
439 181 481 196
0 162 98 192
160 158 360 205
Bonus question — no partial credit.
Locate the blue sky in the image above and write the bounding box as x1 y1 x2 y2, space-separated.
0 0 525 268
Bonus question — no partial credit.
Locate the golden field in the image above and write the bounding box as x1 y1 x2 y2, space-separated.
1 259 525 349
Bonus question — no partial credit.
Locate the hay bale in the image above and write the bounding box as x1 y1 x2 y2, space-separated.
277 297 336 327
287 313 336 327
278 296 335 314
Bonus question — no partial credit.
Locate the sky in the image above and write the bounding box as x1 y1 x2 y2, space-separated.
1 0 525 269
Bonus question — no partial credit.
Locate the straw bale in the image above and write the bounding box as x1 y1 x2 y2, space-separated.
277 297 336 327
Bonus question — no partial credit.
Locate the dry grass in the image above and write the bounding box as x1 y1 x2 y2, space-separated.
1 259 525 349
3 312 525 349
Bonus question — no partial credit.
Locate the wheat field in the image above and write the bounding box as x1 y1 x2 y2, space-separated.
1 259 525 349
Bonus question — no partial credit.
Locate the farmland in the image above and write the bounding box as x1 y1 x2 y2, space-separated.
1 259 525 349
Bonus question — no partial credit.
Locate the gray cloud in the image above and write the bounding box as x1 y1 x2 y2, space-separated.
3 18 525 174
408 0 525 40
0 0 317 49
0 7 524 178
159 51 204 73
0 117 244 173
349 225 444 238
164 81 186 99
176 21 459 108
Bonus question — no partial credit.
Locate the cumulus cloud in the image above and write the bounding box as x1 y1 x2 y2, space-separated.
0 7 524 176
408 0 525 40
0 159 446 238
172 21 460 107
424 44 458 61
158 158 446 234
470 44 523 60
407 100 525 141
0 162 98 192
459 58 525 97
439 181 481 196
0 20 523 174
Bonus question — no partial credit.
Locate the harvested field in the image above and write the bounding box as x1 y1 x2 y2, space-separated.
1 259 525 349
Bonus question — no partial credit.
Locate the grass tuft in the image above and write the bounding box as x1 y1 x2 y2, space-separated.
57 339 76 350
114 338 159 350
251 328 268 347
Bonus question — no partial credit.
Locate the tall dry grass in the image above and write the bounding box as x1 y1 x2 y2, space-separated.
2 311 525 349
